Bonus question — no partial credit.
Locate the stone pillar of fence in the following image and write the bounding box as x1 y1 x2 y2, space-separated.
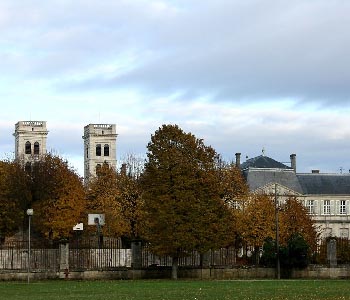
59 242 69 278
131 240 142 269
327 238 337 268
200 251 211 268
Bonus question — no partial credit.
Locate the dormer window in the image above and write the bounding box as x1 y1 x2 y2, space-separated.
25 141 31 154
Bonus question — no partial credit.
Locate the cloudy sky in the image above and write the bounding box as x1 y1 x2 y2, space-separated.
1 0 350 176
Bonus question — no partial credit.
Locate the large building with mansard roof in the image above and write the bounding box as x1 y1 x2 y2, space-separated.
236 152 350 239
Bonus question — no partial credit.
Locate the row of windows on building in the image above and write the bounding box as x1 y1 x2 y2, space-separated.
231 199 350 216
86 144 110 158
24 141 40 155
305 200 348 215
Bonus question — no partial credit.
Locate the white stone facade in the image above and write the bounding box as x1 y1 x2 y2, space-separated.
303 195 350 239
82 124 117 183
256 182 350 239
13 121 48 163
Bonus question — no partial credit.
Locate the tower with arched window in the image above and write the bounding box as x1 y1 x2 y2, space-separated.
13 121 49 163
82 124 117 183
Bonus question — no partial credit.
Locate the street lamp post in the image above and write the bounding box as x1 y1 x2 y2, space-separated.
274 184 280 280
26 208 33 284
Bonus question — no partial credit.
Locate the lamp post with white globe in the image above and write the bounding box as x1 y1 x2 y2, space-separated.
26 208 33 284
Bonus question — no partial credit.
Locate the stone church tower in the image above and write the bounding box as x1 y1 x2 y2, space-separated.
13 121 48 163
82 124 117 183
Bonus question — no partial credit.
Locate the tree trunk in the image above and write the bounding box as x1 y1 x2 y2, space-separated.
171 256 178 280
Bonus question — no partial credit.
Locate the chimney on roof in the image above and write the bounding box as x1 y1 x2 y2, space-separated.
312 170 320 174
235 153 241 168
290 154 296 172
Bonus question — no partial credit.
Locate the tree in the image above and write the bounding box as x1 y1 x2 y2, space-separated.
280 233 310 270
0 161 29 242
259 197 318 273
141 124 234 279
115 154 144 242
218 161 249 205
261 233 310 272
279 197 319 252
86 163 129 239
30 154 86 240
243 194 276 263
217 162 250 249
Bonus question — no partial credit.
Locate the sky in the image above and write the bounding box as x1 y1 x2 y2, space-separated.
1 0 350 176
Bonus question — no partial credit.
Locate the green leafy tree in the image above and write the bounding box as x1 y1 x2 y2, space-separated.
280 233 310 270
261 233 310 273
141 124 234 279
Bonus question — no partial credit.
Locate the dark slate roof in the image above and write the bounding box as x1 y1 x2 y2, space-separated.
245 169 303 194
240 155 292 170
297 174 350 195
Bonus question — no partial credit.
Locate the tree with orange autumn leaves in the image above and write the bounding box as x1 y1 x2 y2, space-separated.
141 124 235 279
279 197 319 252
0 160 30 241
85 163 130 238
115 157 143 241
0 154 86 240
240 193 318 259
29 154 86 240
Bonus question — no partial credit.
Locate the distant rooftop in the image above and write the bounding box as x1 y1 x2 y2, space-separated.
240 153 350 195
297 173 350 195
240 155 292 170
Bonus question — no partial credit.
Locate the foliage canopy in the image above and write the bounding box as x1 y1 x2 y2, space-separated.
141 125 235 267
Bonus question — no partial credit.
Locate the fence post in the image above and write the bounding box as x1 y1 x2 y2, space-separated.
131 240 142 269
327 238 337 268
59 241 69 278
200 251 211 268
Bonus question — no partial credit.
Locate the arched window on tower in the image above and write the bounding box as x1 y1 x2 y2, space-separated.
96 144 101 156
34 142 40 155
96 164 102 175
104 144 109 156
25 141 31 154
25 162 31 173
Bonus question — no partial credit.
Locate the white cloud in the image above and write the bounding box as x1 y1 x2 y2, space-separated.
0 0 349 176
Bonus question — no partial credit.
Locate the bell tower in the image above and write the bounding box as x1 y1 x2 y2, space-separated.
13 121 48 164
82 124 117 183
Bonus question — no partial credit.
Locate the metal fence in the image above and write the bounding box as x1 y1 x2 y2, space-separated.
69 237 131 271
0 241 59 271
4 237 348 272
141 246 236 268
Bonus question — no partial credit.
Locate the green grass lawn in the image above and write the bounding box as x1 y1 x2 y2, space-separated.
1 280 350 300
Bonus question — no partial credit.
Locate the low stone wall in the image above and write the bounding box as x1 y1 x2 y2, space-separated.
291 265 350 279
1 266 350 281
